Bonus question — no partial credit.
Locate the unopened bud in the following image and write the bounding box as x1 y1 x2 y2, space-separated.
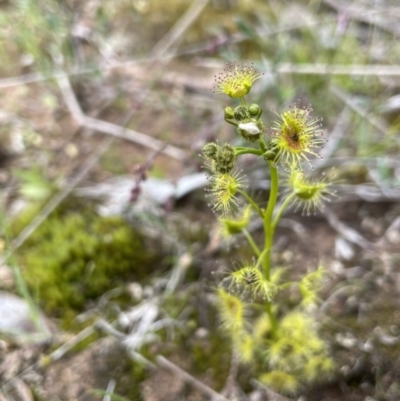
224 107 234 120
203 142 219 159
263 144 279 161
215 144 236 174
234 105 250 121
249 103 261 117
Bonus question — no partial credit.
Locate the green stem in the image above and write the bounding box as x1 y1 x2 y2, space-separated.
237 189 263 219
272 193 296 230
234 148 262 156
240 96 246 106
266 302 278 334
242 229 261 257
262 161 279 281
224 117 238 127
255 248 268 269
258 139 267 153
261 160 279 338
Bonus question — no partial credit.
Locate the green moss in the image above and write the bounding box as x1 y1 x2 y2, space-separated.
15 204 156 319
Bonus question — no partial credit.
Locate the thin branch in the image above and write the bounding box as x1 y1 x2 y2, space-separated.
55 70 187 161
320 285 361 314
156 356 229 401
82 116 186 161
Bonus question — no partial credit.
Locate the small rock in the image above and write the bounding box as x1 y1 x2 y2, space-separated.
361 217 383 236
194 327 209 340
0 169 9 184
387 229 400 245
64 143 79 158
0 291 53 339
127 282 143 301
0 339 8 352
336 332 358 348
335 237 355 262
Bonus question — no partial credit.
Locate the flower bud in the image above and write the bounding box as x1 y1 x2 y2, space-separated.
234 105 250 121
215 144 236 174
202 142 219 159
224 106 234 120
263 145 279 161
249 103 262 117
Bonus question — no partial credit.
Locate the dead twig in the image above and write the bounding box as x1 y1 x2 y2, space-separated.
82 116 186 160
320 285 361 314
323 207 375 250
55 70 187 161
156 356 229 401
95 318 229 401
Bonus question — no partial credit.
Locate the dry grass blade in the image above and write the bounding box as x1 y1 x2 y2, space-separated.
323 0 400 37
330 85 388 135
151 0 209 59
277 63 400 76
103 379 116 401
313 108 350 170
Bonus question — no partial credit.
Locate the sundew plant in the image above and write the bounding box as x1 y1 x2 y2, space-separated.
203 62 335 394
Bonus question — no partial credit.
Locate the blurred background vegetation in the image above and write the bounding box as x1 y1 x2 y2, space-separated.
0 1 400 400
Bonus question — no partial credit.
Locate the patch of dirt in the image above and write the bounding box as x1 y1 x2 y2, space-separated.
42 338 138 401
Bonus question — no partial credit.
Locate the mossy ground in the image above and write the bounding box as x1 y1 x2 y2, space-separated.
12 199 158 325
